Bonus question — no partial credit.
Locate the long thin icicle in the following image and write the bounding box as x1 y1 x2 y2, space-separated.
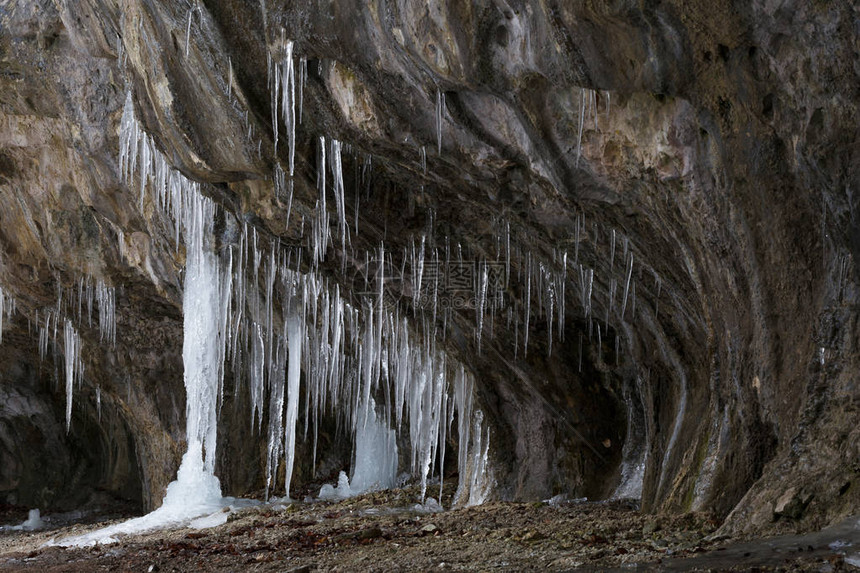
271 32 297 176
63 319 82 432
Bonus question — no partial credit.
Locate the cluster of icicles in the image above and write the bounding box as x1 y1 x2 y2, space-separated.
259 34 652 503
40 277 116 431
0 276 118 433
117 90 495 510
265 33 649 368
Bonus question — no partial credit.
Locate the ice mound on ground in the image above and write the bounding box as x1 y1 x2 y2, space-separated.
412 498 443 513
1 509 45 532
318 398 397 500
50 443 253 547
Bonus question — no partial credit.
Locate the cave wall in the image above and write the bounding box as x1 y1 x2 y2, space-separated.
0 0 857 534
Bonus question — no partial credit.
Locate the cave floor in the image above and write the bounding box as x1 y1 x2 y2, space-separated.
0 490 857 572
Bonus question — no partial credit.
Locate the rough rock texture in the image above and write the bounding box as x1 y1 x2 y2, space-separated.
0 0 857 537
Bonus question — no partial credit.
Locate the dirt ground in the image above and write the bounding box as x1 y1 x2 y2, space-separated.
1 487 858 572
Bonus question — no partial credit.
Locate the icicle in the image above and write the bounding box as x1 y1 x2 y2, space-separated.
352 397 397 493
524 253 531 356
621 252 634 320
576 88 585 167
454 388 492 508
269 49 279 155
64 319 81 432
546 268 554 356
579 265 594 319
453 368 472 505
96 280 116 347
312 136 331 265
597 322 602 364
330 139 348 261
468 413 492 506
227 57 233 99
283 314 302 499
476 262 488 353
559 253 567 340
275 161 294 232
39 311 50 361
86 279 94 326
185 1 197 58
273 33 297 177
578 333 583 372
610 229 616 273
435 88 443 155
299 57 307 124
249 323 265 430
354 191 360 236
76 278 83 322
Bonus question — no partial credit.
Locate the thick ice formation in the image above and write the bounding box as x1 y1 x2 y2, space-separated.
318 398 397 499
349 399 398 493
22 509 43 530
54 102 236 547
181 190 230 476
1 509 44 532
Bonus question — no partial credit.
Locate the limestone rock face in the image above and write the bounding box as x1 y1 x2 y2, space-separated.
0 0 857 535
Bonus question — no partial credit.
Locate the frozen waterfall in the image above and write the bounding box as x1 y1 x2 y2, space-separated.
53 179 238 547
